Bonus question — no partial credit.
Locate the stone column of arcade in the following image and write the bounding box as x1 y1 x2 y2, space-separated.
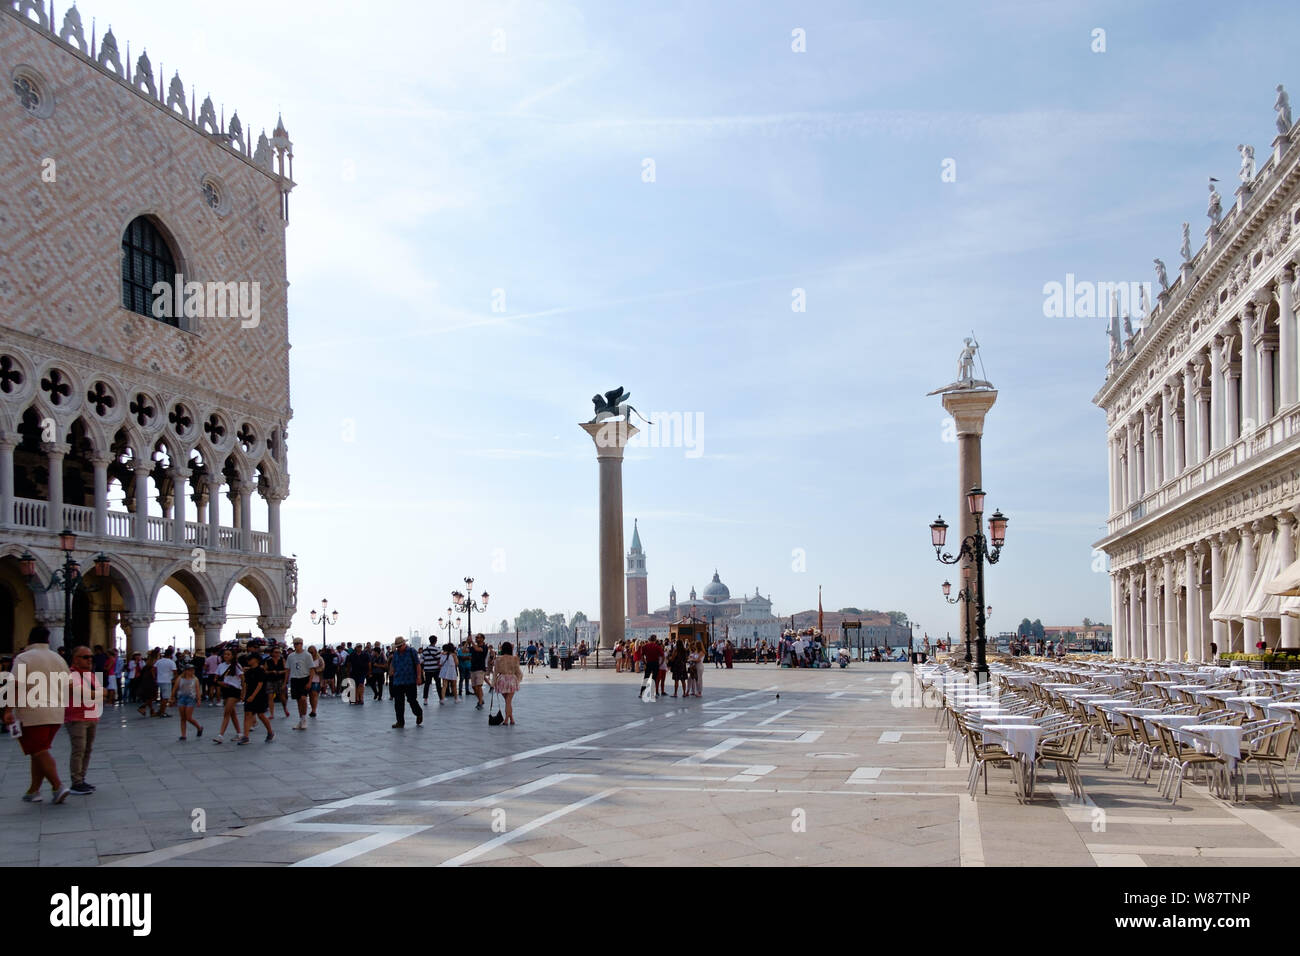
939 389 998 657
580 419 638 650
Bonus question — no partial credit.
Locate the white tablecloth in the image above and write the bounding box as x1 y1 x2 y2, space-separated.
983 724 1042 760
1178 724 1243 763
1265 701 1300 719
1225 696 1275 714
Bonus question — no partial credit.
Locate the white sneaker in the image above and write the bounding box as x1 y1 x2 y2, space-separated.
297 719 307 730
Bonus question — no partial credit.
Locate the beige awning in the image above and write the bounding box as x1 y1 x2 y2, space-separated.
1210 539 1246 622
1245 527 1284 621
1266 555 1300 597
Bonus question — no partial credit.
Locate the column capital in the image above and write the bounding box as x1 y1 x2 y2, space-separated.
133 459 153 476
579 420 640 459
258 615 293 633
40 441 71 457
200 609 227 629
123 612 154 628
1193 540 1208 556
1278 511 1297 528
1251 287 1274 311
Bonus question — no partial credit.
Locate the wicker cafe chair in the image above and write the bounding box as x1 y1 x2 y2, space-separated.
1239 722 1295 802
1126 714 1162 780
962 724 1021 799
1158 724 1226 806
1037 724 1091 801
1096 706 1134 767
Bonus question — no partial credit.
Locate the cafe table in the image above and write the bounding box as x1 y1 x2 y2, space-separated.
981 723 1043 800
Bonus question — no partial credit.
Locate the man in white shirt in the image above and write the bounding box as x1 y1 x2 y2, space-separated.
285 638 315 730
153 650 177 718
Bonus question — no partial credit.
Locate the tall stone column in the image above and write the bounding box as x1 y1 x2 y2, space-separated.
1209 338 1224 451
43 441 68 532
91 455 109 537
1241 521 1261 652
1145 561 1160 660
939 388 998 650
1126 418 1138 503
1241 307 1258 430
1281 267 1296 408
201 610 226 653
207 477 222 548
1141 403 1154 494
580 419 639 650
1163 555 1178 660
0 436 15 529
1162 384 1175 482
266 492 284 555
1111 573 1124 657
1186 545 1203 661
171 467 187 546
1183 363 1199 468
133 462 151 542
1279 513 1298 650
1210 533 1227 655
1128 567 1143 658
124 612 153 655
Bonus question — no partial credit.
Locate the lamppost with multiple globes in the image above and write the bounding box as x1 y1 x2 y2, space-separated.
930 486 1008 683
310 599 339 647
436 608 460 647
451 578 489 641
20 529 111 646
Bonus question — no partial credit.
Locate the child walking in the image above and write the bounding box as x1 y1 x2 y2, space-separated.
171 663 204 740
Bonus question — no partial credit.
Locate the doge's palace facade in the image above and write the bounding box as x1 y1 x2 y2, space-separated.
1095 88 1300 661
0 1 297 653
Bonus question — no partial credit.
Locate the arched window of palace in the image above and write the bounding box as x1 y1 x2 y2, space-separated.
120 216 179 326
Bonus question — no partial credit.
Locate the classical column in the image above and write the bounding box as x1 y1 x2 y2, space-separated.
133 462 151 542
1279 513 1298 650
201 610 226 653
91 455 109 537
1126 419 1138 504
266 492 283 555
1210 533 1227 655
239 483 253 552
207 477 221 549
1281 266 1296 408
124 612 153 655
1151 404 1164 488
0 436 16 528
1128 567 1144 658
1163 555 1178 660
1209 338 1224 451
1111 573 1124 657
35 607 65 652
580 419 640 650
938 387 998 658
1172 395 1186 476
1255 288 1277 425
1145 561 1160 660
1241 307 1258 430
43 441 68 532
1162 384 1176 482
1224 338 1241 445
1141 403 1154 494
1107 437 1117 512
1183 363 1199 468
170 467 187 546
1241 522 1261 653
1186 544 1202 661
258 615 292 646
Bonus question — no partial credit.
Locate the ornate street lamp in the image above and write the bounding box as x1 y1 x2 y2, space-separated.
310 599 339 647
436 608 460 646
21 529 111 646
930 487 1008 683
451 577 489 640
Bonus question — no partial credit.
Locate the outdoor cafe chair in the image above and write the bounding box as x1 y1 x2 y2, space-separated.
1037 724 1091 801
962 724 1021 799
1240 722 1295 803
1156 723 1226 806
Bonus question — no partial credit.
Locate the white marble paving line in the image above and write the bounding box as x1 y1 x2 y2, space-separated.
675 737 747 766
758 708 797 725
293 826 434 868
359 772 596 808
438 788 621 867
701 687 780 709
1184 779 1300 858
623 785 962 797
110 710 692 866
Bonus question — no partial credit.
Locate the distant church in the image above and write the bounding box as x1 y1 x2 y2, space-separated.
623 520 781 645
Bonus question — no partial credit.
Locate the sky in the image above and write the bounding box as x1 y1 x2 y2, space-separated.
119 0 1300 645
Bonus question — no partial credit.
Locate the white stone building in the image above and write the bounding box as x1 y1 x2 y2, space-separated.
1094 87 1300 660
0 2 297 653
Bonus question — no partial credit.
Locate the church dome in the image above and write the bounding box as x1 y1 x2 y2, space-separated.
702 570 730 603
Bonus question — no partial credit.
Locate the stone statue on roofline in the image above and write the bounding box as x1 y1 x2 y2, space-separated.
1154 258 1169 293
1277 85 1292 136
927 337 994 394
1207 179 1222 224
1180 222 1191 263
1238 144 1256 184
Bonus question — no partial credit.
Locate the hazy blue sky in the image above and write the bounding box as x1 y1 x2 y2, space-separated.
127 0 1300 644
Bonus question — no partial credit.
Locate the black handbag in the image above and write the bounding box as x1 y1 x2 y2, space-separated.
488 689 505 725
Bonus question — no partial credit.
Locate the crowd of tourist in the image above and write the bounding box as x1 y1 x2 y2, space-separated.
0 627 534 804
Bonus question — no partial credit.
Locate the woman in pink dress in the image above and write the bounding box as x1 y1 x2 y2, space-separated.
489 642 524 725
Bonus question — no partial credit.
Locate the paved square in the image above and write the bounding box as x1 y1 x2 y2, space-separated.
3 664 1299 866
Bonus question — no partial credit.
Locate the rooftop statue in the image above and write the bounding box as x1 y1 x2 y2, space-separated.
1180 222 1191 263
1207 179 1222 224
1153 258 1169 293
1278 85 1292 136
1238 143 1256 183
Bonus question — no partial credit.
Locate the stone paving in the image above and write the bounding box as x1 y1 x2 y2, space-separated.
2 663 1299 866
